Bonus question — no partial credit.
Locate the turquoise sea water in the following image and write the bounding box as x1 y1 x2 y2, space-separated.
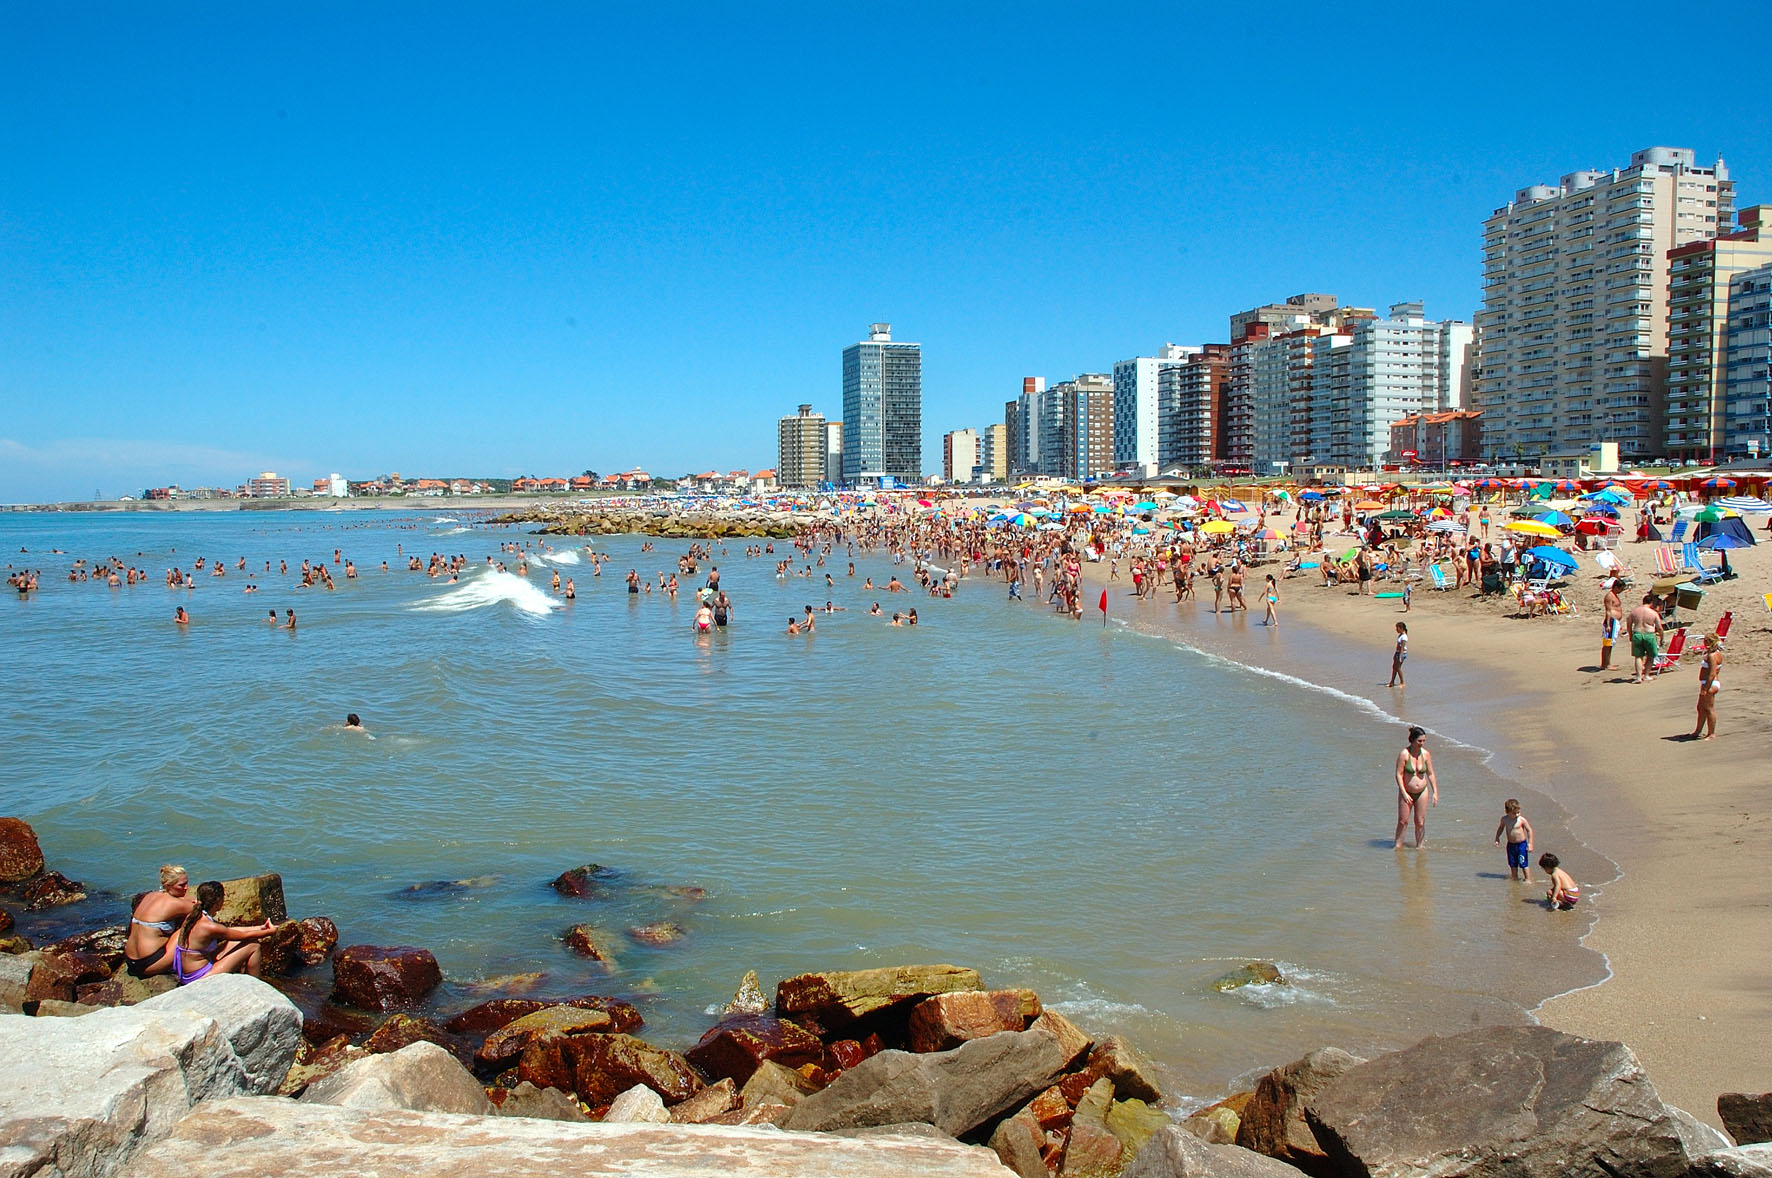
0 511 1609 1102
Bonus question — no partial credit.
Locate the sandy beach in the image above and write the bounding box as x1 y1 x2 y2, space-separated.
1083 528 1771 1125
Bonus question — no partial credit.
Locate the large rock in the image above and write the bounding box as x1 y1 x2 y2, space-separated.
686 1013 827 1085
77 967 177 1008
1082 1035 1166 1105
23 869 86 910
213 873 288 925
446 993 641 1036
0 817 45 883
24 947 112 1002
722 969 769 1017
1234 1046 1364 1175
740 1059 824 1109
1721 1093 1772 1147
604 1083 670 1123
776 963 982 1033
47 926 129 971
130 1097 1022 1176
563 923 619 968
1125 1125 1311 1178
488 1080 589 1122
783 1025 1072 1137
278 1036 366 1097
135 975 307 1093
1184 1093 1252 1145
1689 1145 1772 1177
989 1085 1071 1178
260 916 339 976
0 973 301 1177
517 1032 701 1108
1303 1025 1729 1178
551 863 613 897
477 1003 622 1068
1031 1009 1094 1069
363 1012 456 1057
670 1077 741 1123
909 989 1042 1053
0 950 37 1008
329 944 442 1010
300 1040 494 1115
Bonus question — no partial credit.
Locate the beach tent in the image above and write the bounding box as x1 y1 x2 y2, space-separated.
1696 517 1756 546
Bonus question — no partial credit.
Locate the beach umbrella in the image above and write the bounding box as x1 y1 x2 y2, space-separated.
1201 520 1236 535
1693 506 1732 522
1252 527 1279 540
1714 495 1771 512
1536 510 1574 526
1135 501 1158 511
1696 532 1750 551
1219 498 1251 513
1581 503 1620 516
1701 477 1737 492
1637 479 1673 492
1575 518 1614 535
1427 519 1464 533
1131 525 1151 535
1299 490 1324 501
1336 547 1361 563
1375 509 1418 521
1524 545 1577 571
1506 519 1563 538
1353 499 1386 511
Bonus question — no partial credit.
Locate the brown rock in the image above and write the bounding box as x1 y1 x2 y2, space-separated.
214 873 288 925
278 1036 367 1097
990 1084 1074 1178
829 1035 886 1071
1233 1046 1364 1175
0 907 13 934
329 945 442 1011
1719 1092 1772 1146
23 870 86 911
297 917 338 965
1030 1011 1094 1070
302 1006 373 1045
1062 1078 1127 1178
1183 1091 1252 1144
550 864 611 897
1105 1098 1170 1159
364 1013 456 1056
775 964 982 1033
1082 1036 1165 1105
561 924 617 969
686 1014 827 1087
0 818 45 883
47 927 128 972
740 1059 825 1110
669 1077 741 1123
446 998 550 1034
487 1080 589 1122
75 966 176 1007
567 1033 701 1107
23 949 110 1002
626 921 685 947
478 1005 619 1069
0 933 30 955
1059 1070 1099 1107
908 989 1042 1053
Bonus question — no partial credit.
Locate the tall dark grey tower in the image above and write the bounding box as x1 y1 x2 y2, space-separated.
841 323 921 486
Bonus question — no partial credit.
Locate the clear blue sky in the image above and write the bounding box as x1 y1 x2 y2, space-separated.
3 3 1766 501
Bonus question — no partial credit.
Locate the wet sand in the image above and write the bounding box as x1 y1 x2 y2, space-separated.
1083 534 1772 1126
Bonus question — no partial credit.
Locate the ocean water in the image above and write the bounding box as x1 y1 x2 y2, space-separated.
0 511 1608 1103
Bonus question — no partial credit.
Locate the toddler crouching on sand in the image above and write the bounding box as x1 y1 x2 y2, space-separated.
1539 853 1579 911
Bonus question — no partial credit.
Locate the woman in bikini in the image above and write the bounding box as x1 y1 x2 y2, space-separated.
122 865 198 978
170 881 278 984
1393 725 1438 849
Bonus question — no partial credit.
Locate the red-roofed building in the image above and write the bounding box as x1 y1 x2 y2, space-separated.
1388 410 1483 466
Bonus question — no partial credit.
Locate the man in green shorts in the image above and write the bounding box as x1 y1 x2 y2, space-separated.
1626 595 1664 684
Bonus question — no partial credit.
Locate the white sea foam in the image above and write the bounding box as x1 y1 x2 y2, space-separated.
433 526 473 536
533 549 581 566
432 516 459 524
413 569 558 617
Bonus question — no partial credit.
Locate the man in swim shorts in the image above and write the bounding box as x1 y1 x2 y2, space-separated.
1599 580 1623 671
1626 595 1663 684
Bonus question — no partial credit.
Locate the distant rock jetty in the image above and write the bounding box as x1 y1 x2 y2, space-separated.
6 815 1769 1177
493 504 815 539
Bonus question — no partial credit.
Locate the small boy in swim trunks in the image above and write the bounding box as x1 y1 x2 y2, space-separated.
1538 852 1579 910
1493 798 1534 882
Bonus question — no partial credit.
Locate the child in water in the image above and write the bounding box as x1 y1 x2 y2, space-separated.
1538 853 1579 910
1493 798 1534 882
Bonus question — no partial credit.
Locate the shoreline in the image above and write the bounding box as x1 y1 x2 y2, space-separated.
1078 542 1771 1126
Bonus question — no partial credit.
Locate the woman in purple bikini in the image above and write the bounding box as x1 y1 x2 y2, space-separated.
171 881 278 984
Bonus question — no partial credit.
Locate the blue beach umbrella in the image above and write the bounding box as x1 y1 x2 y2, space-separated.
1696 533 1750 550
1135 501 1158 511
1299 490 1324 501
1714 495 1772 513
1219 498 1251 513
1524 545 1577 570
1536 510 1574 527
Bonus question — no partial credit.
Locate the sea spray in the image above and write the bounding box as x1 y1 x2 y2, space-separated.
413 568 558 617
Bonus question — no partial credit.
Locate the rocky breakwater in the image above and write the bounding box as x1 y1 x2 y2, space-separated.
492 504 808 539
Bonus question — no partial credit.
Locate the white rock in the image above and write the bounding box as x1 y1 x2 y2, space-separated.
300 1041 493 1116
132 1098 1018 1176
134 975 303 1094
603 1084 670 1124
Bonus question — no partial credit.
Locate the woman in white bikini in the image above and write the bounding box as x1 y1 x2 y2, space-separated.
1393 725 1438 849
1691 634 1722 741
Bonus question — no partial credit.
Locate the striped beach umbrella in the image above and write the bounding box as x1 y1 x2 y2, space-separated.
1701 477 1738 492
1714 495 1772 513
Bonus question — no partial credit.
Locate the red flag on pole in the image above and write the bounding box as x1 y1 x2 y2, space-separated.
1098 588 1108 626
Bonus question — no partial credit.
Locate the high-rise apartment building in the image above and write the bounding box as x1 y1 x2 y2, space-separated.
244 472 291 498
1010 378 1046 477
1724 261 1772 459
979 423 1008 483
1158 345 1229 470
1475 147 1733 463
777 404 829 488
1112 345 1194 472
942 429 980 484
841 323 922 485
1007 375 1112 479
1666 207 1772 462
1223 296 1355 472
1314 303 1473 469
823 421 844 486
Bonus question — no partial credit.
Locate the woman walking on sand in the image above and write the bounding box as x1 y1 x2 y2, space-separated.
1394 725 1437 849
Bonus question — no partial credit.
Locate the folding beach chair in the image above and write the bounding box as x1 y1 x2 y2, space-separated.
1654 546 1683 577
1429 564 1450 591
1716 610 1733 643
1670 520 1689 543
1592 550 1632 586
1650 628 1687 674
1683 542 1723 585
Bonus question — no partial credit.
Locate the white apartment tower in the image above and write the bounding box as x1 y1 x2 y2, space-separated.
1314 303 1473 469
1474 147 1733 463
942 428 980 484
1112 344 1194 473
1666 207 1772 462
